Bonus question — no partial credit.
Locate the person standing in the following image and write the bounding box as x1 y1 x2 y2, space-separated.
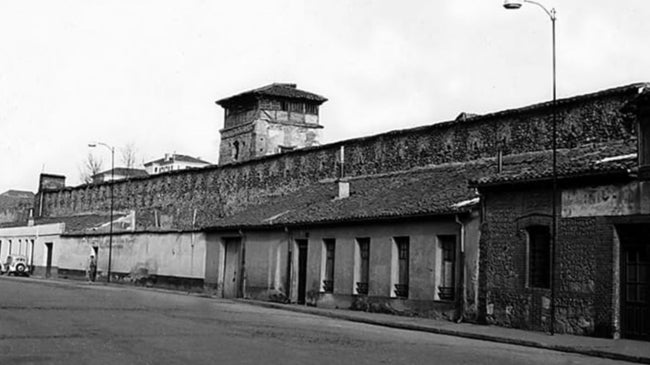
87 254 97 282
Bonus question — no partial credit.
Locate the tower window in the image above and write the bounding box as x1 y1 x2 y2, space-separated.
232 141 240 161
305 104 319 115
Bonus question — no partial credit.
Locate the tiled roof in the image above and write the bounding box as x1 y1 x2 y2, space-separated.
206 162 484 230
143 154 211 167
0 190 34 199
471 140 636 187
216 83 328 106
0 213 124 232
208 140 638 230
93 168 148 178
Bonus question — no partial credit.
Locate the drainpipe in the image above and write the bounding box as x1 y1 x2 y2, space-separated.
455 214 466 323
238 229 247 299
285 226 292 302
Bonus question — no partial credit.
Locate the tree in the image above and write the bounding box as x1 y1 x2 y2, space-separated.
79 153 103 184
121 142 138 170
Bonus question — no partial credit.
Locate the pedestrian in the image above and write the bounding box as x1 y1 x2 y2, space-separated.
87 254 97 282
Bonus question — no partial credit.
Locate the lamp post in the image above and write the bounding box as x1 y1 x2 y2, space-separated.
88 142 115 283
503 0 558 335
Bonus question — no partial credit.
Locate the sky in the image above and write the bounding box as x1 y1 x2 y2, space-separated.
1 0 649 193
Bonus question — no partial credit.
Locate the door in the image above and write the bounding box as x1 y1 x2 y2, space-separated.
619 225 650 340
45 242 53 278
222 238 241 298
296 240 308 304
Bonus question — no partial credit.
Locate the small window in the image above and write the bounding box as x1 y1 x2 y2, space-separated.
232 141 240 161
528 225 551 288
323 239 335 292
278 145 296 154
394 236 409 298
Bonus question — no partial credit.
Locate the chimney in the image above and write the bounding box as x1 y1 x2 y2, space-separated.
27 208 34 227
338 180 350 199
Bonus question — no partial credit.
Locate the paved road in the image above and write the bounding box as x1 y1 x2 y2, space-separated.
0 277 634 365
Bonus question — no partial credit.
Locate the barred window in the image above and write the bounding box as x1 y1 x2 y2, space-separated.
394 236 409 298
356 238 370 295
528 226 551 288
323 239 335 292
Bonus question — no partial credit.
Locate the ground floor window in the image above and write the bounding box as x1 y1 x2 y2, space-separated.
527 225 551 289
394 236 409 298
322 239 335 293
437 235 456 301
355 238 370 295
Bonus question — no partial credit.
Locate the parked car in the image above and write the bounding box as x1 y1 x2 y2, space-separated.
2 255 30 276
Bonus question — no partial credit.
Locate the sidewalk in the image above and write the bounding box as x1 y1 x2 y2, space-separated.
237 299 650 364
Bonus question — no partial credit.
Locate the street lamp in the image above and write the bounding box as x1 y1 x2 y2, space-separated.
88 142 115 283
503 0 558 335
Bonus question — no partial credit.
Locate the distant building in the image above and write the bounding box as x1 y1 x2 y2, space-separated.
92 168 148 183
0 190 34 224
143 153 211 175
216 83 327 165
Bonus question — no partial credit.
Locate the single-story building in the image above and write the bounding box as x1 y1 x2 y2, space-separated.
204 161 488 320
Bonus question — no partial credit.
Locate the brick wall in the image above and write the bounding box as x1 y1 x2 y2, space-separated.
40 85 642 232
479 187 616 336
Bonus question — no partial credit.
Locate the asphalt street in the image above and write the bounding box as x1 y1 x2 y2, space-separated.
0 277 635 364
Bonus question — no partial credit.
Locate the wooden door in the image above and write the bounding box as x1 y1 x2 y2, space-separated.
222 238 241 298
620 225 650 340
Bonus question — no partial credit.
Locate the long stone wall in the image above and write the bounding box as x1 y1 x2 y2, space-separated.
39 84 644 231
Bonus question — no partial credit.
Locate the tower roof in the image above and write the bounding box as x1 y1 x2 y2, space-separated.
216 83 328 107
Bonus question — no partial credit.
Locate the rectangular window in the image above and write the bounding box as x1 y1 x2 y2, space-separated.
394 236 409 298
289 102 304 113
305 104 319 115
356 238 370 295
323 239 335 292
528 226 551 288
438 235 456 301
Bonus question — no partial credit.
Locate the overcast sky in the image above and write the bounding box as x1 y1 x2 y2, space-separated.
1 0 649 193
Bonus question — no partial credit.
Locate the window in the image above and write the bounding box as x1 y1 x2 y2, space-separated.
323 239 335 292
356 238 370 295
438 235 456 301
528 226 551 288
394 236 409 298
280 101 305 113
289 102 303 113
278 145 296 154
305 104 319 115
232 141 240 161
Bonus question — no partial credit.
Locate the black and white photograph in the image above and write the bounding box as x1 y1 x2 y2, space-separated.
1 1 649 364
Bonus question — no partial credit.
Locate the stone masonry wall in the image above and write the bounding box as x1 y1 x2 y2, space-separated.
40 85 643 231
479 187 616 337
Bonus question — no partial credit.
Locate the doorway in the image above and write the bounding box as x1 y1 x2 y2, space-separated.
45 242 53 278
296 239 308 304
222 237 242 298
619 224 650 340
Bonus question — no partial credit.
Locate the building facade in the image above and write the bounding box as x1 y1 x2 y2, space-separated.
143 153 211 175
8 82 648 338
474 87 650 339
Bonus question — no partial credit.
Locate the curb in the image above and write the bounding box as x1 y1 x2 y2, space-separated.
235 299 650 365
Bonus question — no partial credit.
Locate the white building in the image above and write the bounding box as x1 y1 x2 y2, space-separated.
144 153 211 175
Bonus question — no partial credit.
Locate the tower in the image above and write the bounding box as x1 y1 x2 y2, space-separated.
216 83 327 165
